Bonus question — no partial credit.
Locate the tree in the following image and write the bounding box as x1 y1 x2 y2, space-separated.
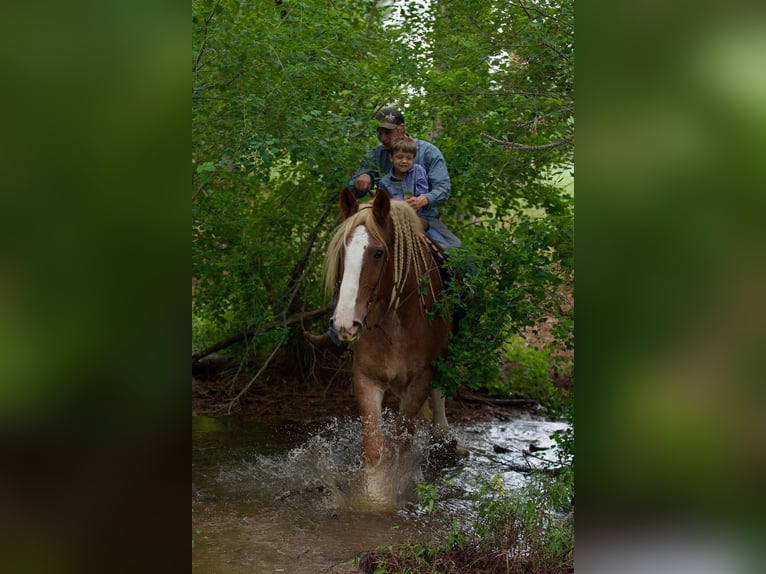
192 0 401 360
192 0 574 396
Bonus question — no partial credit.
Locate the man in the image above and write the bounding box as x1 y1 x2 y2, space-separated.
304 106 460 354
348 107 461 251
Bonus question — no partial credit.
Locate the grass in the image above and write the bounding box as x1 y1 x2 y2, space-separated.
354 426 574 573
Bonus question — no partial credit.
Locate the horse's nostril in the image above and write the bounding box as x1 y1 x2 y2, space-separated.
352 320 363 332
329 317 336 330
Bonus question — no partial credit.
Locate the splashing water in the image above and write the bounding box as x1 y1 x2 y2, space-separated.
215 413 435 512
192 412 570 573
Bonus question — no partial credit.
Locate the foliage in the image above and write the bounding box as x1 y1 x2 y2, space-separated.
552 408 575 468
361 442 574 573
192 0 574 388
192 0 401 356
392 0 575 223
432 199 573 404
416 477 457 515
415 480 440 515
494 335 556 401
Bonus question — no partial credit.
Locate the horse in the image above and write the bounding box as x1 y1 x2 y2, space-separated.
324 187 453 509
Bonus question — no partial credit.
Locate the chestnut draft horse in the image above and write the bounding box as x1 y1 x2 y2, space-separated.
325 187 452 508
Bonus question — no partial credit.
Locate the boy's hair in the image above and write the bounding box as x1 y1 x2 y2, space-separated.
389 136 417 157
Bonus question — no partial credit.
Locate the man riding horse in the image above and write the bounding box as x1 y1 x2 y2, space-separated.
305 106 461 354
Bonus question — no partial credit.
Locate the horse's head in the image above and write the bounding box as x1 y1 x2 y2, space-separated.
329 188 393 342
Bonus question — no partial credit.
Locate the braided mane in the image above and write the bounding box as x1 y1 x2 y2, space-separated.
325 200 440 311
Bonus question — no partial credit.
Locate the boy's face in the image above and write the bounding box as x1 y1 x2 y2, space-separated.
390 150 415 175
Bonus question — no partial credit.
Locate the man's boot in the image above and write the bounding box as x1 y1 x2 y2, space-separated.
302 331 348 356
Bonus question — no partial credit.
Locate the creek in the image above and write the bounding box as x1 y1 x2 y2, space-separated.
192 411 569 573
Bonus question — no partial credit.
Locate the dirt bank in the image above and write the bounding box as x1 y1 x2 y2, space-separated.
192 353 550 424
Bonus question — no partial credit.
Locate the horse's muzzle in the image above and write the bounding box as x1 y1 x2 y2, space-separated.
331 317 364 341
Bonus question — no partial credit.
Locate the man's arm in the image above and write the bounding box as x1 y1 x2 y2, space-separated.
406 164 432 211
420 142 451 208
413 164 430 198
348 147 383 197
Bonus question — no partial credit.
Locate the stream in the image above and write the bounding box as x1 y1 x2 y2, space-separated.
192 412 569 573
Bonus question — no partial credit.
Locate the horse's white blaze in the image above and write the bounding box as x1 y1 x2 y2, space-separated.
333 226 368 335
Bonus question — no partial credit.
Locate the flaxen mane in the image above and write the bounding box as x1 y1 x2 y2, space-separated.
324 201 440 311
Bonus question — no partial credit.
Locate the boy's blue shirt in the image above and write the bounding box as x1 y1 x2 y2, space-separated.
379 164 439 219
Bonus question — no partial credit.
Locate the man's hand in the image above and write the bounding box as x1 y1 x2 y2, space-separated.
355 174 372 194
406 195 428 210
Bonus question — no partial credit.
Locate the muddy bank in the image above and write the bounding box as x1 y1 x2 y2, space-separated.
191 354 557 425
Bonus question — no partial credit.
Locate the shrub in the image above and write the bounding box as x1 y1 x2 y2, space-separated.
432 212 573 412
496 335 558 405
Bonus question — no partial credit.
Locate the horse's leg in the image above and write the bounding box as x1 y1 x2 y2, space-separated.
354 374 391 507
355 375 385 467
430 387 449 441
395 377 431 446
428 386 469 463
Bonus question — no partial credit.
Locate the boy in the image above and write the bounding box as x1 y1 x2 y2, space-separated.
380 136 454 249
349 106 460 252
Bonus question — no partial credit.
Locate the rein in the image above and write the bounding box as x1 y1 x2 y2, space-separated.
367 252 388 308
363 251 388 337
335 208 441 347
365 258 437 346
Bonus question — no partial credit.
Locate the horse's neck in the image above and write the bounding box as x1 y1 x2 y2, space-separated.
388 256 441 314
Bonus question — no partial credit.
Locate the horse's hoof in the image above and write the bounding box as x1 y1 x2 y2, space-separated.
428 437 469 467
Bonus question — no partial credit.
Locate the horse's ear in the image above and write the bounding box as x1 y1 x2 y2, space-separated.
372 186 391 226
339 187 358 219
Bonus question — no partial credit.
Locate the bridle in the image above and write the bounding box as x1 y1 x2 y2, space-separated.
364 249 391 342
361 238 433 343
336 220 438 345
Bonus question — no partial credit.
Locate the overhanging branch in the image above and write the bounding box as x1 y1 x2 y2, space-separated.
191 304 333 364
482 132 573 151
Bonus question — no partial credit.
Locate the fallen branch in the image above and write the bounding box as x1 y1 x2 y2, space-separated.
191 304 332 364
481 451 566 475
458 392 538 408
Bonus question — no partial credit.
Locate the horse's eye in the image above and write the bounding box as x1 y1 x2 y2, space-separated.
373 250 384 260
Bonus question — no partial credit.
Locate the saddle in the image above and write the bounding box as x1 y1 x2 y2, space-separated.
423 233 451 288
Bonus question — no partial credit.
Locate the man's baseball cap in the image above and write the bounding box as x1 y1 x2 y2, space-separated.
375 107 405 129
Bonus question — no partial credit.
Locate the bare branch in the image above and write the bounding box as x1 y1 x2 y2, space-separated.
431 89 568 99
191 304 333 364
482 132 573 151
225 333 286 413
193 0 222 73
513 0 553 21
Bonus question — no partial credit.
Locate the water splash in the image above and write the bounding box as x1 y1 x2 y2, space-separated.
216 413 437 512
193 413 572 573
